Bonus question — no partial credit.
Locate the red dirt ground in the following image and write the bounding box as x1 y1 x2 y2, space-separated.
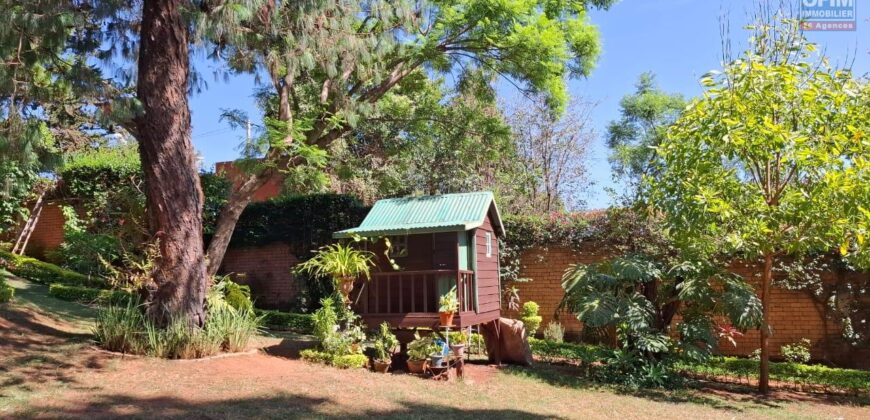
2 300 869 419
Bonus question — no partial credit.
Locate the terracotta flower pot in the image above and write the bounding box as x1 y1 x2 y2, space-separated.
439 311 454 327
450 344 466 358
338 277 355 303
407 359 427 374
373 360 391 373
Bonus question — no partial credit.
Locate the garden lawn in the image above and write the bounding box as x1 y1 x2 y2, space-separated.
2 275 869 419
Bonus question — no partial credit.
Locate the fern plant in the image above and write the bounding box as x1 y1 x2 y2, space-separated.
297 243 375 303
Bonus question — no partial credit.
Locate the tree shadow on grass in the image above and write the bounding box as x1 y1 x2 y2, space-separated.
18 392 559 419
1 273 97 330
260 334 318 359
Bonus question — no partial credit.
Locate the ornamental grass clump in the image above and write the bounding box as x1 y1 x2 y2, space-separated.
93 279 261 358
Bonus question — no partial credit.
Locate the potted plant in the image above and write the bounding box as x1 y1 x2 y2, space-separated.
429 338 449 368
406 333 437 374
297 243 375 303
448 330 468 358
438 286 459 326
371 322 398 373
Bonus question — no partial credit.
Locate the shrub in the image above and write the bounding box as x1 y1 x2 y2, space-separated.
49 283 133 305
529 338 608 365
781 338 812 364
520 301 542 336
678 357 870 394
408 333 440 361
255 309 314 334
0 250 106 288
0 277 13 303
332 354 368 369
212 276 253 311
371 322 398 363
51 228 120 277
299 349 368 369
542 321 565 343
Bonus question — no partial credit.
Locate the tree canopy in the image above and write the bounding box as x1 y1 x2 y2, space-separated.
646 19 870 393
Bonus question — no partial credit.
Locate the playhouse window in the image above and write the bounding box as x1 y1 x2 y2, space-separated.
388 235 408 258
485 232 492 257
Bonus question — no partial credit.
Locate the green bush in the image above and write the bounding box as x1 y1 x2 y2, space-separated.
529 338 609 364
51 230 120 277
520 301 543 336
0 250 106 288
49 283 133 305
332 354 368 369
300 349 368 369
678 357 870 394
212 276 253 311
781 338 812 364
0 277 14 303
542 321 565 343
255 309 314 334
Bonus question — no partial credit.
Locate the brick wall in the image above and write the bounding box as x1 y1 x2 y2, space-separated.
18 202 66 259
218 242 300 310
509 246 868 368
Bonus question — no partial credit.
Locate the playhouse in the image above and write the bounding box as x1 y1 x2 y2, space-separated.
334 191 504 329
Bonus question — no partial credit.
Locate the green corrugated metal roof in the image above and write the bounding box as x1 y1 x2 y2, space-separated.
333 191 504 238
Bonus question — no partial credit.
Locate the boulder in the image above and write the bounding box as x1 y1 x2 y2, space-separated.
480 317 533 366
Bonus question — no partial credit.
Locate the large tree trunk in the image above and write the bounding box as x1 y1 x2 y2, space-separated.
135 0 208 326
759 252 773 394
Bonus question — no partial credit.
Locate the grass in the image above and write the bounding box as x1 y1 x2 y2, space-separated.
2 273 869 419
1 270 97 331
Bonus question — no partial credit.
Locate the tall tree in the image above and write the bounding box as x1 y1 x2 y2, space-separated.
505 95 595 213
646 19 870 393
605 72 684 194
0 1 112 233
327 71 518 203
131 0 211 324
205 0 615 275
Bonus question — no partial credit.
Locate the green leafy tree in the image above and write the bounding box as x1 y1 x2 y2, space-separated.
0 1 114 233
328 71 521 204
646 19 870 393
205 0 615 275
606 72 685 193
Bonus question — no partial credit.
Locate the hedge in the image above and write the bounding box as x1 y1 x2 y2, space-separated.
218 193 368 252
255 309 314 334
0 250 107 288
529 338 609 364
0 278 13 303
678 357 870 395
48 283 133 305
299 349 368 369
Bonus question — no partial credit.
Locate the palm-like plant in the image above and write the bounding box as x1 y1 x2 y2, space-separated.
297 243 375 303
560 255 762 362
561 256 670 354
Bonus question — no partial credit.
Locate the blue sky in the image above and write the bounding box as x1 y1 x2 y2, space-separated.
186 0 869 209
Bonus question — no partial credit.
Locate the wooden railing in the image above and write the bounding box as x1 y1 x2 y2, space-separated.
356 269 475 315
